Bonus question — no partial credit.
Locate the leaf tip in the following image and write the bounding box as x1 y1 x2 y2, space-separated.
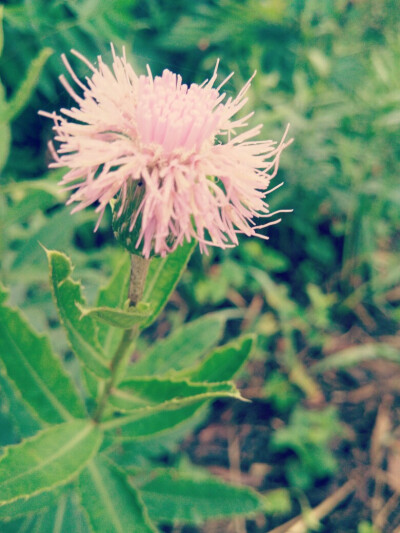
39 241 49 254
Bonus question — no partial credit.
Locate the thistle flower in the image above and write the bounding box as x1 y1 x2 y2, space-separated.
40 46 293 258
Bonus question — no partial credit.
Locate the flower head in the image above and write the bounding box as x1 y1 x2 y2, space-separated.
41 46 292 258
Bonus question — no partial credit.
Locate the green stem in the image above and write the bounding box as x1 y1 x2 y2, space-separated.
93 254 149 423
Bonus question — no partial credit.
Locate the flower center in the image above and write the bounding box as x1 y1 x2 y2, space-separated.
135 69 223 154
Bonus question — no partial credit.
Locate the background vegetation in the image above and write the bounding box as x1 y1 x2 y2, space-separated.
0 0 399 531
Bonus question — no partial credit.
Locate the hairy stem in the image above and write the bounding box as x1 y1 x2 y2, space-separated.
93 254 149 423
128 254 150 307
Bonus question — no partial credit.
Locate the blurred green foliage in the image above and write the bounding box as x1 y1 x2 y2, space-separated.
0 0 399 530
271 406 342 490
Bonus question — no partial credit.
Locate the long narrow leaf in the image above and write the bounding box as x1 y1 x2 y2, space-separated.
46 249 110 379
0 487 63 519
141 240 196 328
106 335 252 440
78 456 156 533
0 82 11 171
0 5 4 57
0 421 102 505
78 302 151 329
2 48 53 122
311 343 400 373
0 372 41 444
0 283 86 424
139 469 264 525
103 390 244 440
184 335 254 382
5 492 91 533
128 313 227 377
110 377 243 411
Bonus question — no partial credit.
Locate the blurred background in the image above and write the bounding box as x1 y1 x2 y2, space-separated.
0 0 399 531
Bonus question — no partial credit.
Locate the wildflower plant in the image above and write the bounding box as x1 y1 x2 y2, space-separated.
0 46 292 531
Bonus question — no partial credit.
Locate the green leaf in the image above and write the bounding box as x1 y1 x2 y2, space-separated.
110 376 243 411
5 188 58 226
104 377 245 438
12 208 80 270
107 408 208 468
78 456 156 533
251 267 298 320
0 420 102 505
52 492 90 533
311 343 400 373
139 470 263 525
106 333 251 440
128 313 227 377
78 301 151 329
4 491 91 533
0 487 62 519
104 401 205 440
141 240 196 328
0 371 41 444
0 176 65 197
0 81 11 172
0 283 86 424
1 47 53 123
0 515 35 533
0 123 10 172
0 5 4 57
46 249 110 379
96 254 130 359
184 335 254 382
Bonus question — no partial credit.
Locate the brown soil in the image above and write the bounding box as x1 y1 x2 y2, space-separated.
177 342 400 533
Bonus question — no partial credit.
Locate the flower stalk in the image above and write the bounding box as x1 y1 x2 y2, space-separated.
128 254 150 307
92 254 149 423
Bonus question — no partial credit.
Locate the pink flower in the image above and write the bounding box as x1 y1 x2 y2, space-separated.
40 46 293 258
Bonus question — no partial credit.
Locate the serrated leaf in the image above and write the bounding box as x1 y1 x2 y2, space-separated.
0 487 62 519
78 456 156 533
24 492 90 533
96 254 130 359
78 301 151 329
10 491 91 533
0 420 102 505
104 401 205 440
128 313 227 377
106 333 251 440
46 249 110 379
0 283 86 424
107 408 208 468
82 255 133 398
141 240 196 328
139 470 264 525
0 371 41 444
2 47 53 123
104 380 245 439
110 376 243 411
184 335 254 382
